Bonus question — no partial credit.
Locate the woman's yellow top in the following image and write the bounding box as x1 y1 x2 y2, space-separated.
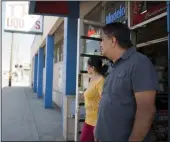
84 77 105 126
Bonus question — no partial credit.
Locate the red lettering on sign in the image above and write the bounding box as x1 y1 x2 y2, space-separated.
7 17 24 29
130 2 166 27
35 20 40 29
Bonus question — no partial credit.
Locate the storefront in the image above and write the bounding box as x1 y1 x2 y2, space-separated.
29 1 169 141
73 2 130 140
130 2 168 141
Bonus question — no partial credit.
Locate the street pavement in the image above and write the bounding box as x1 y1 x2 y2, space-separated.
2 84 64 141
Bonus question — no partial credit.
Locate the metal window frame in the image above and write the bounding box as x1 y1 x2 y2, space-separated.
82 19 105 27
130 12 167 30
136 36 168 48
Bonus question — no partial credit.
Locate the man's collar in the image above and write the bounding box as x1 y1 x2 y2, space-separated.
108 47 136 65
121 47 136 59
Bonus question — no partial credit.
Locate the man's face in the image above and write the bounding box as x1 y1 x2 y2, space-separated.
100 32 116 58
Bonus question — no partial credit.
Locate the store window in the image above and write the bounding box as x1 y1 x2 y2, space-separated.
84 24 102 54
82 3 106 71
136 16 167 44
138 41 168 93
130 1 166 27
54 39 63 63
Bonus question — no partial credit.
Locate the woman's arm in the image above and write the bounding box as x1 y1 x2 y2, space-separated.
96 78 105 98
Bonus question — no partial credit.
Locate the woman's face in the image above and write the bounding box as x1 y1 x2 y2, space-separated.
87 64 94 75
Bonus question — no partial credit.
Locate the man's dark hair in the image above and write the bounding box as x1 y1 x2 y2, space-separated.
102 22 133 49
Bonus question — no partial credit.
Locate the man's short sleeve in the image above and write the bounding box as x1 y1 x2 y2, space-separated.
131 56 159 93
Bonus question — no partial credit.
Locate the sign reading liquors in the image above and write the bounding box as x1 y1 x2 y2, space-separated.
105 2 126 24
4 2 43 34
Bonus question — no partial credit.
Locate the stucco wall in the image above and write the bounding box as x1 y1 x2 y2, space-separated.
31 16 60 58
52 62 63 108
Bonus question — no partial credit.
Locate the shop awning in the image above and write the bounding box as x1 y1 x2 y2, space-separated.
29 1 79 18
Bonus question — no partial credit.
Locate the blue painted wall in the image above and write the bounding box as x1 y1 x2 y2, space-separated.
63 2 79 96
37 47 44 98
44 35 54 108
63 17 78 96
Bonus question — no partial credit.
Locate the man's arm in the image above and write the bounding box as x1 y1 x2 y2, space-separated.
129 56 158 141
129 90 156 141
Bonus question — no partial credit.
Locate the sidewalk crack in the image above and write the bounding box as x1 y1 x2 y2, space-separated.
24 88 41 141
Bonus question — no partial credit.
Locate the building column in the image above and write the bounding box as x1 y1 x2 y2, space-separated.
62 2 79 140
167 2 170 141
44 35 54 108
33 54 38 92
37 47 44 98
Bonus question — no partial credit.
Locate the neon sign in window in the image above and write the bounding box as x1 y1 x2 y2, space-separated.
105 5 126 24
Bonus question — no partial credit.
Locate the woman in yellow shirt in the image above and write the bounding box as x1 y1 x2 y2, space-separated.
80 57 107 142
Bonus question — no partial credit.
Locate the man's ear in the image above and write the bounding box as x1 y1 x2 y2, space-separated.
112 36 116 43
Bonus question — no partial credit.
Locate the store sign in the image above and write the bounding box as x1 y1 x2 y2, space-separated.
4 2 43 34
130 2 166 27
106 5 126 24
105 2 126 24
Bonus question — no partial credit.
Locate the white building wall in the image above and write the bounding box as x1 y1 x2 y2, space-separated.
52 62 63 108
31 35 42 58
31 16 61 58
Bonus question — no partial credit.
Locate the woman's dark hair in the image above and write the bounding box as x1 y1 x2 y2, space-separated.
87 57 108 77
102 22 133 49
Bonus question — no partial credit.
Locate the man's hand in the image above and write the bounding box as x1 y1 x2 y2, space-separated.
129 90 156 141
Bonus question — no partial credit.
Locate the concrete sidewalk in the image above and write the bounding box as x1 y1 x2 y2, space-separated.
2 87 64 141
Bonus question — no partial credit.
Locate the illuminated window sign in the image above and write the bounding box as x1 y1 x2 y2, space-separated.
105 5 126 24
86 25 101 38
